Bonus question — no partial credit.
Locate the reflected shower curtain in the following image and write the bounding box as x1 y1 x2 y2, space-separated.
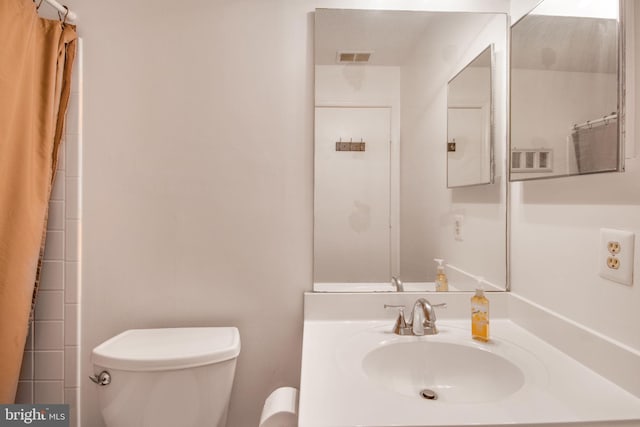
0 0 76 402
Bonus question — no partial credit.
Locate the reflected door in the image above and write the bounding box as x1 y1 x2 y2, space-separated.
314 107 391 283
447 106 489 187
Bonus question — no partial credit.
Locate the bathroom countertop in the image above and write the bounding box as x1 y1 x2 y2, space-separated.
298 318 640 427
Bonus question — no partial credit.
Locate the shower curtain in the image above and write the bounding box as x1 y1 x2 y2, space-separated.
0 0 76 402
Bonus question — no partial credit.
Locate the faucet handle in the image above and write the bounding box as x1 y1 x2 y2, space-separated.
384 304 412 335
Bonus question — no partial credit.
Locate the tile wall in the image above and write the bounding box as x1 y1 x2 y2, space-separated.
15 39 83 427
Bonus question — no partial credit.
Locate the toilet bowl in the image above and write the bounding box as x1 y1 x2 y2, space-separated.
91 327 241 427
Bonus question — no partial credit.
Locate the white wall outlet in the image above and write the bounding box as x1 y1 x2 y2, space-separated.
599 228 635 286
454 214 464 241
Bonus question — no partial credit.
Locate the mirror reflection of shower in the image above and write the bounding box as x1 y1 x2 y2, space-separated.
510 0 623 181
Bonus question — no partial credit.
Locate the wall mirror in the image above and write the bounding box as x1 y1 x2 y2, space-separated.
314 9 509 292
447 44 495 188
510 0 623 181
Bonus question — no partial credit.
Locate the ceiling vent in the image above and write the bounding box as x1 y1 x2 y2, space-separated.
336 51 373 64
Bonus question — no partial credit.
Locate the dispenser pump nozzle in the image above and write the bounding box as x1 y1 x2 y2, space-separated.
433 258 445 272
475 276 485 296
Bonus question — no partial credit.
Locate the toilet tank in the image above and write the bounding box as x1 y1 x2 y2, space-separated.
91 327 241 427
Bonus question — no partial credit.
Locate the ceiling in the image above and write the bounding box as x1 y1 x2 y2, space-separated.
314 9 494 67
512 15 617 73
315 9 617 74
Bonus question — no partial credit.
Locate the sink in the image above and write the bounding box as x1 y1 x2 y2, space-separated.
362 341 525 403
300 299 640 427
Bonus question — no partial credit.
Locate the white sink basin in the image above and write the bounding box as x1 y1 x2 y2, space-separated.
299 294 640 427
362 340 525 403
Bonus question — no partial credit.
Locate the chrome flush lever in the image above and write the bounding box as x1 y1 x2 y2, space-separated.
90 370 111 386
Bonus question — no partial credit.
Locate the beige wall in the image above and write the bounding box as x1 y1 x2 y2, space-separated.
70 1 510 426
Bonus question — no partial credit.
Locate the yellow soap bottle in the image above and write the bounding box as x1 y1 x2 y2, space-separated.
471 280 489 342
434 258 449 292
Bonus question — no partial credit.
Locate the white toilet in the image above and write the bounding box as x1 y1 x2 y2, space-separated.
91 327 241 427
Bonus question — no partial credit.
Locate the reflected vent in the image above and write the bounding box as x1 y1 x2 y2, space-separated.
337 51 373 64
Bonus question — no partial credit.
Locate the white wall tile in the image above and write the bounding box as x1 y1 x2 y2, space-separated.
34 351 64 381
64 305 78 346
71 54 80 93
40 261 64 291
65 134 80 178
35 291 64 320
65 262 79 303
44 231 64 261
57 142 65 171
47 201 65 231
24 323 34 351
50 171 65 200
65 220 79 262
34 381 64 404
66 96 79 135
64 348 78 388
20 351 33 380
64 387 78 427
65 179 80 220
35 321 64 350
15 381 33 404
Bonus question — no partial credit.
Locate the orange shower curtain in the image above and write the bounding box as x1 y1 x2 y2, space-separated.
0 0 77 402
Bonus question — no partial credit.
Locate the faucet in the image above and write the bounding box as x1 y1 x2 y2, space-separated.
410 298 446 335
384 298 446 336
391 276 404 292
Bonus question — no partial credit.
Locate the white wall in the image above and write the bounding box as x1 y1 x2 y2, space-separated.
68 1 511 426
400 13 508 288
509 0 640 352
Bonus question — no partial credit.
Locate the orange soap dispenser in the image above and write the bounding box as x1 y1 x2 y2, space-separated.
433 258 449 292
471 277 489 342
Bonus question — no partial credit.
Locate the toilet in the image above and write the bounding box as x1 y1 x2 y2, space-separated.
92 327 298 427
91 327 241 427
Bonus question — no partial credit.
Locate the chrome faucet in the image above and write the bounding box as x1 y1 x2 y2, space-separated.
410 298 446 335
385 298 446 336
391 276 404 292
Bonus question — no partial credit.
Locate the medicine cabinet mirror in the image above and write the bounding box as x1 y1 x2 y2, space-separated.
510 0 624 181
314 9 509 293
447 45 495 188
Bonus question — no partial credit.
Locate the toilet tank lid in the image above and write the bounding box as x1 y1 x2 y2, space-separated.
91 327 240 371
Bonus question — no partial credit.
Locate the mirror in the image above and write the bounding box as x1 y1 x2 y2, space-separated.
314 9 509 292
447 45 495 188
510 0 623 181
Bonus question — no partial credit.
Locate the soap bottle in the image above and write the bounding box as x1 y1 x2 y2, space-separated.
433 258 449 292
471 278 489 342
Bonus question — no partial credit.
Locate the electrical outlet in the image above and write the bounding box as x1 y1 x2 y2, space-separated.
606 256 620 269
608 241 621 254
454 214 464 241
599 228 635 286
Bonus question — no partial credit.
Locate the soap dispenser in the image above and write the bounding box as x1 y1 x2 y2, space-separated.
433 258 449 292
471 277 489 342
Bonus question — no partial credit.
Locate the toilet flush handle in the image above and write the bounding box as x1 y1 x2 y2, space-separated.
90 371 111 386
